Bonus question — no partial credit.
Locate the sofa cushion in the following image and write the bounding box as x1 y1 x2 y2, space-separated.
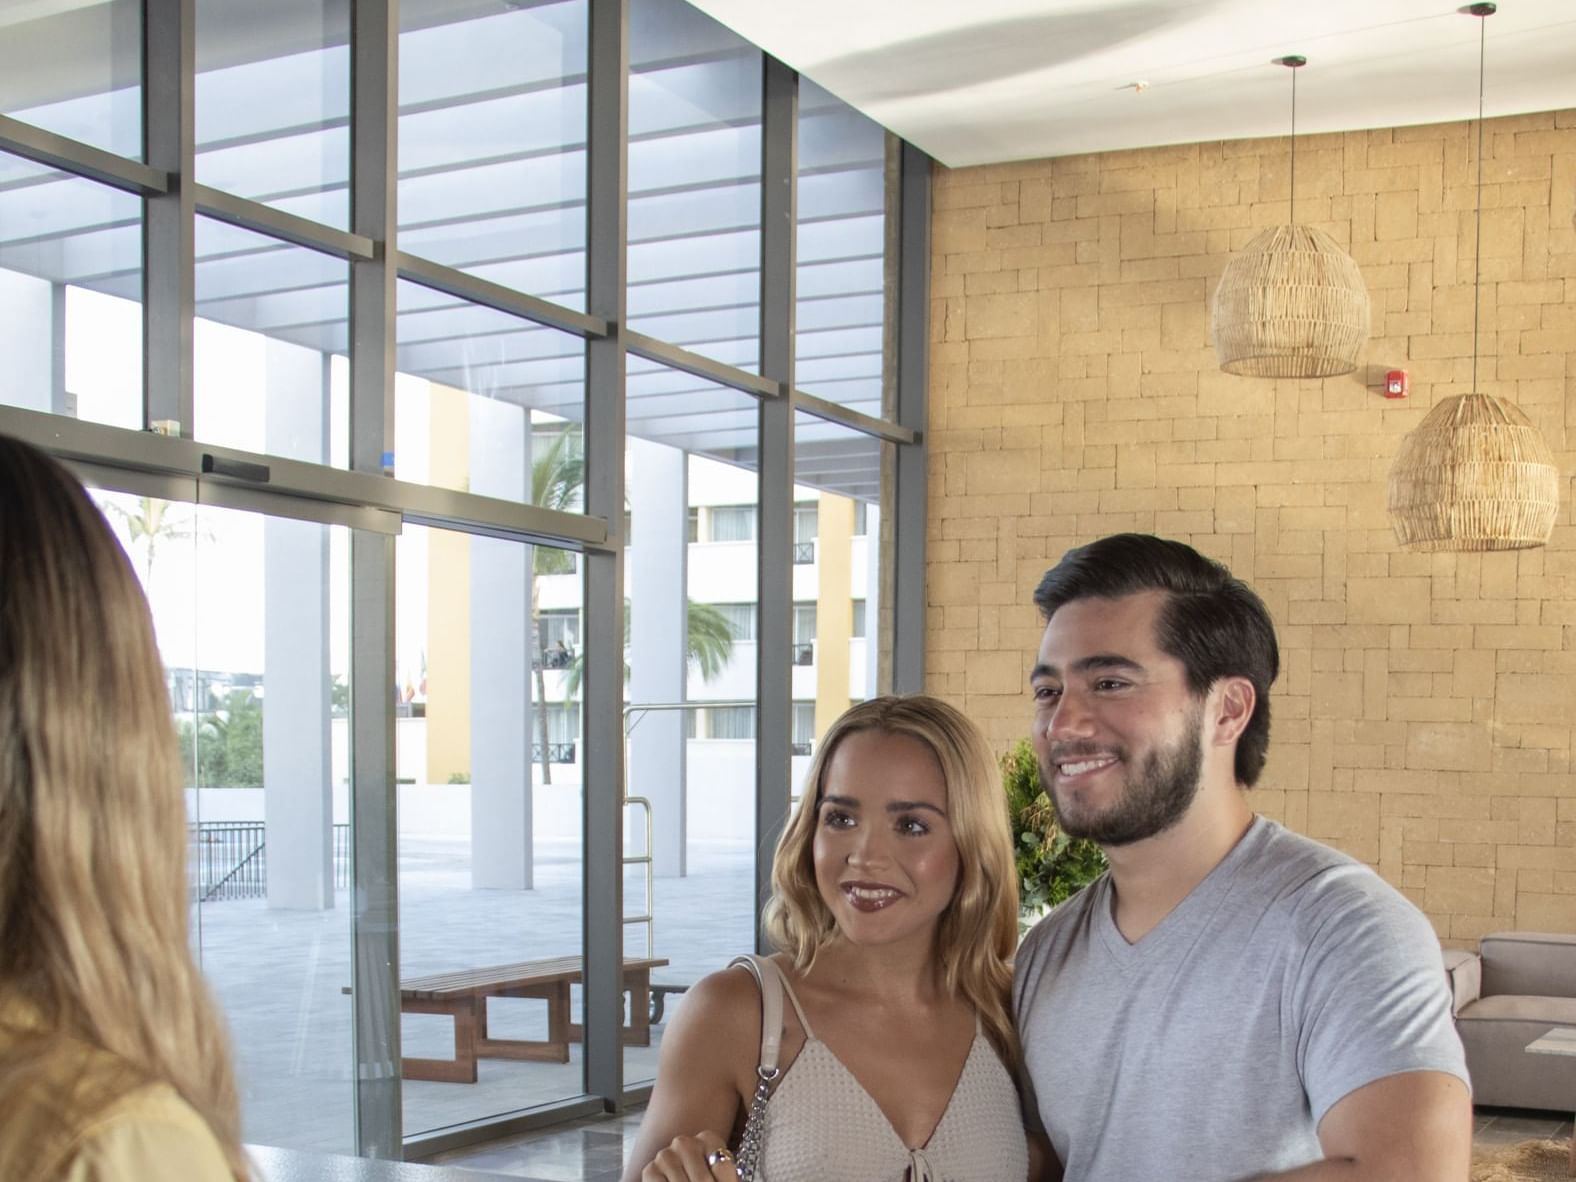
1456 994 1576 1025
1480 931 1576 999
1454 995 1576 1111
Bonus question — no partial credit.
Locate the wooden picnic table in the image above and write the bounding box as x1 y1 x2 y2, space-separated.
348 955 669 1083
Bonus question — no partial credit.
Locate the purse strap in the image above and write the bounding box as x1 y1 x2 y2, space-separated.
729 954 783 1071
727 955 783 1181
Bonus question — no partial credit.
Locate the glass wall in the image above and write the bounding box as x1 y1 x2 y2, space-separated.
0 0 142 157
0 154 143 429
397 524 586 1133
796 79 887 417
93 489 356 1151
0 0 925 1156
624 361 760 1085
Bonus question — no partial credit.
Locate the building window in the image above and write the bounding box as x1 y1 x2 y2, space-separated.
713 602 757 642
708 504 756 542
853 501 868 536
687 506 700 543
791 702 815 756
792 503 818 563
538 609 580 665
684 708 697 739
709 705 755 740
851 599 866 639
792 602 816 665
793 503 818 542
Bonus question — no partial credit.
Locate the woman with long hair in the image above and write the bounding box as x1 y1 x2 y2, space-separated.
0 435 247 1181
624 693 1030 1182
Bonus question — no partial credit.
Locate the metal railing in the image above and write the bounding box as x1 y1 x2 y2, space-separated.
791 741 813 756
623 699 756 958
792 643 814 666
532 741 578 764
190 821 350 902
792 541 815 564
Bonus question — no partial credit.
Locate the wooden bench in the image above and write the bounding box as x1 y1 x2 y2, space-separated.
349 956 669 1083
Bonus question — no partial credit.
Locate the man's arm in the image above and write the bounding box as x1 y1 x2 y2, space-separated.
1241 1071 1472 1182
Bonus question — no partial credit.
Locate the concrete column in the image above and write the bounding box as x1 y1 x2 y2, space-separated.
0 269 53 413
864 503 881 696
813 493 854 736
263 343 333 909
628 438 687 877
469 400 533 889
425 385 471 785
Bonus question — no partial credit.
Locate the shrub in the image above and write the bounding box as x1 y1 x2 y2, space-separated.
1001 738 1106 919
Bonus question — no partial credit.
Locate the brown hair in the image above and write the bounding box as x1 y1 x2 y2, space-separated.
0 435 247 1179
762 694 1020 1068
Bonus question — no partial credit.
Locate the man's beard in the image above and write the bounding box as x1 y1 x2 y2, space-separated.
1039 704 1204 847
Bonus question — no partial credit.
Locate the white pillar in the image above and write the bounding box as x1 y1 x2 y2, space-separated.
263 345 334 909
469 399 533 890
0 270 54 413
865 503 881 696
628 438 687 877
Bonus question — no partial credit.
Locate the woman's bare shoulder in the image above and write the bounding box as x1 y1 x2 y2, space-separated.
667 961 769 1045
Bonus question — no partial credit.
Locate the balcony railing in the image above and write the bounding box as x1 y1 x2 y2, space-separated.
532 741 578 764
791 741 813 756
792 541 815 564
792 643 814 666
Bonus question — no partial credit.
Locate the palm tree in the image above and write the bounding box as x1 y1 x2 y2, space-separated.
531 426 584 785
98 495 205 584
561 598 737 701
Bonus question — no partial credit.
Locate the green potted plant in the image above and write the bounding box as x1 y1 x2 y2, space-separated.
1002 739 1107 931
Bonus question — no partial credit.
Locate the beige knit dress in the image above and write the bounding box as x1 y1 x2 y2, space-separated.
749 961 1029 1182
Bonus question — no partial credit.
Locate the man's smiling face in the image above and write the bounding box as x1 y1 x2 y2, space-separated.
1029 590 1206 847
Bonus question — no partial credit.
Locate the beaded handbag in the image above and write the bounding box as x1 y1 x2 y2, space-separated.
727 955 784 1182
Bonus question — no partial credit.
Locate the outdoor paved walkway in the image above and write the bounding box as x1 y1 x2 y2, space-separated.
200 838 756 1151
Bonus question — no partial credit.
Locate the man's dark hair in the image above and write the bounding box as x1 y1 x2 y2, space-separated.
1033 533 1280 787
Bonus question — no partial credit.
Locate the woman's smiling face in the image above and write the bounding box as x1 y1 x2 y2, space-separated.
812 729 961 952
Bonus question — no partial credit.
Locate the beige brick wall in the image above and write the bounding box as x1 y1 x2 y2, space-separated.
926 110 1576 944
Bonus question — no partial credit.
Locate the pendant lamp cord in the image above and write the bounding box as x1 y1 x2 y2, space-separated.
1472 14 1486 394
1289 66 1297 225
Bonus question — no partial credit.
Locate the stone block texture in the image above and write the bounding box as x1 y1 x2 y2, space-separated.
927 110 1576 942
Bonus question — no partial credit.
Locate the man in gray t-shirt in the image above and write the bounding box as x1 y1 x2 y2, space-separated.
1016 535 1470 1182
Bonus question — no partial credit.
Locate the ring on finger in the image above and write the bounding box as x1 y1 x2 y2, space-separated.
704 1148 735 1168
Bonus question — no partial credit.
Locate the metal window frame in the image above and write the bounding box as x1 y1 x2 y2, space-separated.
4 0 933 1157
582 0 630 1113
755 54 796 953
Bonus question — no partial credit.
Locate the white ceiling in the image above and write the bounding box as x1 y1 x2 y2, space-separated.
685 0 1576 168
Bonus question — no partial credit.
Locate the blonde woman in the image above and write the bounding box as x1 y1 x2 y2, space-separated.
625 694 1033 1182
0 435 247 1181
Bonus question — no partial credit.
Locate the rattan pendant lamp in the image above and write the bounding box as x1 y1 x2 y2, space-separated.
1386 3 1560 551
1211 56 1370 377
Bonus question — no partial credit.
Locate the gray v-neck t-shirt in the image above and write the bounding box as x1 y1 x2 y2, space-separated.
1013 816 1468 1181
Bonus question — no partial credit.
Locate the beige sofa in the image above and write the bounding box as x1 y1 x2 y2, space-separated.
1444 931 1576 1111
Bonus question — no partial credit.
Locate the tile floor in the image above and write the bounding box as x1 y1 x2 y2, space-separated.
433 1106 1574 1180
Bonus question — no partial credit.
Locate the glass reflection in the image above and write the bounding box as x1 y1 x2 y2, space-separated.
627 0 761 370
0 0 141 158
624 357 760 1086
0 151 142 429
195 0 350 228
399 0 588 309
796 79 887 417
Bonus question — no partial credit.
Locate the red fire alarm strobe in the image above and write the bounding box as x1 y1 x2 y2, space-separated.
1384 370 1408 399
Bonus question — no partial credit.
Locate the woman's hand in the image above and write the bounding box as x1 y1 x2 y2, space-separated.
639 1130 739 1182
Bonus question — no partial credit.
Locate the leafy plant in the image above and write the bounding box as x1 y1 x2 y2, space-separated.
1002 738 1106 919
178 690 264 787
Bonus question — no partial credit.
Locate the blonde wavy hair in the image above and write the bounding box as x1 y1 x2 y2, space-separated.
0 436 247 1181
762 694 1020 1068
